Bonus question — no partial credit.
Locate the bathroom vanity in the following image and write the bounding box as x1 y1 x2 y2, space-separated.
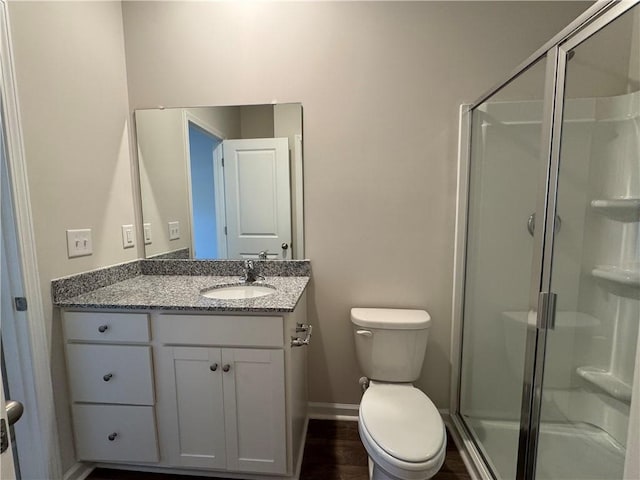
53 260 310 479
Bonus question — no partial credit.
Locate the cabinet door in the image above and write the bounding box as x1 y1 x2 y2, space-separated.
222 348 286 474
158 347 226 469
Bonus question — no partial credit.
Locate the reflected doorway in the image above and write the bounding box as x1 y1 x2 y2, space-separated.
187 121 223 259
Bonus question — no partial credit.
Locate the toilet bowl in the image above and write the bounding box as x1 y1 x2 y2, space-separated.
358 382 446 480
351 308 446 480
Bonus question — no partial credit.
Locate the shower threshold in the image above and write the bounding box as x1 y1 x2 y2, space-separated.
464 417 625 480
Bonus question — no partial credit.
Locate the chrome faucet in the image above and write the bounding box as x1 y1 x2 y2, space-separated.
241 259 263 283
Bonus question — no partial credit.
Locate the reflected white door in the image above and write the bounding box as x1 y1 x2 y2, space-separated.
1 362 17 479
223 138 291 259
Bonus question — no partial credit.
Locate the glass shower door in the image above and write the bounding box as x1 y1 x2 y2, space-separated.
458 56 550 479
535 4 640 479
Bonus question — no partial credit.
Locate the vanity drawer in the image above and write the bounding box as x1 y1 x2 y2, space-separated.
66 344 154 405
72 404 159 463
154 314 284 347
63 311 150 343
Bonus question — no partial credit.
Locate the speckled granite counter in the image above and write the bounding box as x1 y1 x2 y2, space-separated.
52 259 310 313
55 275 309 312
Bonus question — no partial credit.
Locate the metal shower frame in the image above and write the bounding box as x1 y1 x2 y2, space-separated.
450 1 640 479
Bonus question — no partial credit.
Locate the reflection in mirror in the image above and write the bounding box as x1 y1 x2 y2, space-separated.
135 104 303 260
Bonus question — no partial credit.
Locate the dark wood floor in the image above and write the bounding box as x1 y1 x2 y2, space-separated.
88 419 471 480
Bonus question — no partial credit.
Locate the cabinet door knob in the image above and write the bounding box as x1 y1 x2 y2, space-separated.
108 432 118 441
222 364 231 372
209 363 218 372
103 373 113 382
98 325 109 333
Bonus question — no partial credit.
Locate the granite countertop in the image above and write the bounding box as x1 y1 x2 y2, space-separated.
55 275 310 313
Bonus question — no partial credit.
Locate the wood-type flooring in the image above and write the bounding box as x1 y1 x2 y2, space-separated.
87 419 472 480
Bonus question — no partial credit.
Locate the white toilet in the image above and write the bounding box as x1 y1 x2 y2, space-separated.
351 308 446 480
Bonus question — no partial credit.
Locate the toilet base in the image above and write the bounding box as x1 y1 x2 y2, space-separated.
361 418 446 480
368 456 441 480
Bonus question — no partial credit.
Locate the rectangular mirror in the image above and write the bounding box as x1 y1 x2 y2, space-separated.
135 103 303 260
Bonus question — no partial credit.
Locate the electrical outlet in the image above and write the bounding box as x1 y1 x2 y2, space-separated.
168 221 180 240
143 223 152 245
121 224 135 249
66 229 93 258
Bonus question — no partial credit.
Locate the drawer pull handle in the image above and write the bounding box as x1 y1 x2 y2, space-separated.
98 325 109 333
108 432 118 441
222 364 231 372
103 373 113 382
210 363 218 372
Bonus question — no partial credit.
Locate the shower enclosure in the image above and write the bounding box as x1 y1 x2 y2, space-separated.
452 2 640 479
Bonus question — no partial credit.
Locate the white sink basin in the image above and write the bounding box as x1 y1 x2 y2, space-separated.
201 284 276 300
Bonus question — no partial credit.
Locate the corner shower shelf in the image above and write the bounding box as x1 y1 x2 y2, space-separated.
576 367 632 403
591 266 640 287
590 198 640 221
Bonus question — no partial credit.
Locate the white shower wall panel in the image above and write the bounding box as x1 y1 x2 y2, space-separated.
461 93 639 446
568 91 640 446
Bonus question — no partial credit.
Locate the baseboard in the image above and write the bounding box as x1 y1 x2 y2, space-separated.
308 402 359 421
63 462 94 480
439 408 451 423
308 404 452 423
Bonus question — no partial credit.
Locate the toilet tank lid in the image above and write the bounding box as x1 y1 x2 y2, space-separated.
351 308 431 330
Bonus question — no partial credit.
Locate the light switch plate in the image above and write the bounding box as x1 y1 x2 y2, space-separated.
66 229 93 258
143 223 152 245
168 221 180 240
121 224 135 249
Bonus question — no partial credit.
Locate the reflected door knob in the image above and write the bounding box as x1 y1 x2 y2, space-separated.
222 364 231 372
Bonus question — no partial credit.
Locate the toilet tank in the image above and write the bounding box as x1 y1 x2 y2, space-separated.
351 308 431 382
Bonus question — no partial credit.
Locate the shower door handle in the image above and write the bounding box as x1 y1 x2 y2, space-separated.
537 292 557 330
527 212 562 237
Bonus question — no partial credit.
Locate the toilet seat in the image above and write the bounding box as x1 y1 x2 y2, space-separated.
359 383 446 479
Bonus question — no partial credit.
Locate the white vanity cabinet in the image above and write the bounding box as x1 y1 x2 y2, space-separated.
62 311 159 464
61 293 308 479
157 345 286 473
153 313 292 475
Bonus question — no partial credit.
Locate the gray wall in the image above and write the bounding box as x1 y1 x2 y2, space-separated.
7 0 591 473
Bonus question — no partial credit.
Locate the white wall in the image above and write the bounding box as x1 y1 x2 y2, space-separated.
136 106 240 257
8 1 135 470
274 103 303 258
121 1 592 407
136 108 192 257
240 104 274 138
